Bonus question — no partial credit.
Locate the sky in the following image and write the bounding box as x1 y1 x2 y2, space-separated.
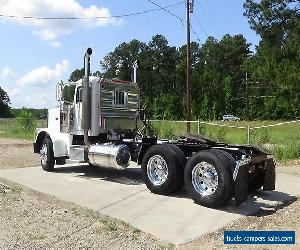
0 0 260 109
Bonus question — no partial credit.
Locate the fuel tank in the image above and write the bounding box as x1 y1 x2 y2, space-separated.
88 143 130 169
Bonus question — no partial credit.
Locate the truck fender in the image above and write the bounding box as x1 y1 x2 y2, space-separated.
136 138 158 165
34 129 69 158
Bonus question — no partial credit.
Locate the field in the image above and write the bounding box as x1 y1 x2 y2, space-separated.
0 118 46 140
150 120 300 162
0 118 299 162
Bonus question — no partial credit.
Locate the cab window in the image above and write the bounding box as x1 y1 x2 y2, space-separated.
114 90 127 107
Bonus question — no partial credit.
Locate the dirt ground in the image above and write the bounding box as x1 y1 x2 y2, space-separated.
0 138 40 169
0 183 171 250
0 138 299 249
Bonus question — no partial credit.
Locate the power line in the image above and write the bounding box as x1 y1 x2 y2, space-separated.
146 0 184 22
195 0 220 37
0 1 185 20
146 0 201 42
191 28 201 42
193 12 209 38
203 0 220 35
195 1 218 37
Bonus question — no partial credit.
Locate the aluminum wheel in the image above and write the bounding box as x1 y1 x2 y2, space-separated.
147 155 168 186
192 161 218 196
40 144 48 165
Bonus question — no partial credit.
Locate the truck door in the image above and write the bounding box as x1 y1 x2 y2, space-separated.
74 86 83 133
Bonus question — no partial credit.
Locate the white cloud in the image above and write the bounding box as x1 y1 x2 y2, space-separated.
50 41 62 48
0 0 119 43
6 60 70 108
24 92 55 107
0 67 15 79
8 88 20 98
16 60 69 87
8 85 57 108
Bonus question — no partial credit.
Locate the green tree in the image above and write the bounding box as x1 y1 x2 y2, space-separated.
223 76 233 114
69 68 85 82
188 35 251 119
243 0 299 44
11 108 47 119
244 0 300 119
101 39 146 81
0 86 11 118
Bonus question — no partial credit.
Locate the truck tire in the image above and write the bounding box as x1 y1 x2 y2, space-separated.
142 145 182 195
40 138 55 172
166 144 186 190
184 150 234 208
211 149 235 201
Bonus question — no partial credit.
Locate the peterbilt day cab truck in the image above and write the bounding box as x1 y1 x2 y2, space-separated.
33 48 275 208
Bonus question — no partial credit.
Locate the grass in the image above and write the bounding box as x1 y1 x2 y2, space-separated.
150 120 300 162
0 118 46 140
1 118 298 162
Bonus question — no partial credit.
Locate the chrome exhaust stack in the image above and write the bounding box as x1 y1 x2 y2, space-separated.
82 48 92 147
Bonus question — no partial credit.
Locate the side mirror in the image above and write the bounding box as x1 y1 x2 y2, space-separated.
56 82 63 101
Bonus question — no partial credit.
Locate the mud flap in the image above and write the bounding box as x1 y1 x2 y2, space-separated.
234 164 249 206
263 158 276 191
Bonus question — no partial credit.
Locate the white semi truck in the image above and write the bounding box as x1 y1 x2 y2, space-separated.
33 48 276 208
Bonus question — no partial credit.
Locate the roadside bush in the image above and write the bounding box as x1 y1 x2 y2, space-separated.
283 143 300 161
273 146 284 161
273 143 300 163
16 110 36 132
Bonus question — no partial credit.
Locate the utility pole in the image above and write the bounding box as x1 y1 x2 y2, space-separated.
245 72 250 120
186 0 193 133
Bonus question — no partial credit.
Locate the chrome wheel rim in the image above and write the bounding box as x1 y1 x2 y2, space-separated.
147 155 168 186
192 162 218 196
40 144 48 165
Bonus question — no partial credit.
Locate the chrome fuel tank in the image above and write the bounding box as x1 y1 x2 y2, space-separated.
88 143 130 169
